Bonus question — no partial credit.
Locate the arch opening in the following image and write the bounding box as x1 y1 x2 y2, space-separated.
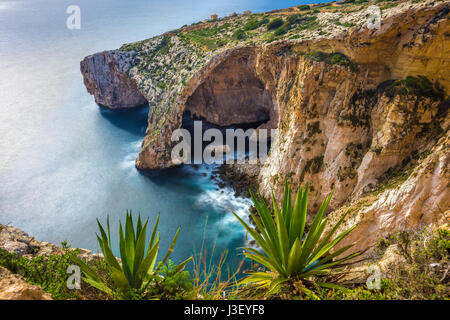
184 55 275 128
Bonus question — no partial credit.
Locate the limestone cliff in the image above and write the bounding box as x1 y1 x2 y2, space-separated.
80 0 450 256
325 129 449 258
81 51 147 108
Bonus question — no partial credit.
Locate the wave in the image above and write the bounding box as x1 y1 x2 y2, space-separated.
195 182 253 245
120 140 143 170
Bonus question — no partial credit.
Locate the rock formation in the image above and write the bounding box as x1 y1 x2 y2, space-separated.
80 0 450 256
0 266 51 300
81 51 147 108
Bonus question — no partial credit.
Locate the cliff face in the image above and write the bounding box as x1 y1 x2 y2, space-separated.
323 128 449 258
80 0 450 255
80 51 147 109
254 1 450 209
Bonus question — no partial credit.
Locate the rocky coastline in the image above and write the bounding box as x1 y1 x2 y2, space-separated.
211 160 261 198
79 0 450 259
1 0 449 301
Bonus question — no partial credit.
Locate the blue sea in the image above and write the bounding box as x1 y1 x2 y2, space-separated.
0 0 323 273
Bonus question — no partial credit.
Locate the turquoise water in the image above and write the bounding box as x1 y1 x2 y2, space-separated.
0 0 323 272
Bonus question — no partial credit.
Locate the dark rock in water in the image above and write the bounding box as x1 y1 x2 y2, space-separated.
214 160 260 198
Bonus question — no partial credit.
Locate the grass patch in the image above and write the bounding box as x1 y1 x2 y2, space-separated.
181 23 232 50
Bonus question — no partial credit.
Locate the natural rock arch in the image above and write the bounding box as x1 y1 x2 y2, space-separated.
183 52 275 128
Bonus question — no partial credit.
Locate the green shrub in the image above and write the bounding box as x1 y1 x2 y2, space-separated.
287 14 300 25
72 211 192 299
274 23 290 36
267 18 284 30
232 181 360 296
0 244 94 299
304 50 329 62
331 53 346 64
243 17 270 31
384 76 445 101
405 76 444 100
298 5 310 11
121 41 143 52
157 36 170 55
260 17 270 25
297 15 319 31
379 228 450 299
146 260 194 299
243 19 263 30
305 51 358 71
233 29 246 40
318 227 450 300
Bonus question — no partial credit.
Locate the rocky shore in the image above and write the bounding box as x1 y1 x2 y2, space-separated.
211 160 261 198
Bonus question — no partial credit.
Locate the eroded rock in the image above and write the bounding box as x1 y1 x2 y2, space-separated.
0 267 51 300
80 50 147 109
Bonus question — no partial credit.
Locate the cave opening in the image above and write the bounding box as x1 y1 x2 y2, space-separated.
181 55 277 164
184 55 276 127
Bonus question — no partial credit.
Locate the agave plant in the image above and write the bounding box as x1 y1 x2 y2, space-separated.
232 182 360 294
72 211 192 297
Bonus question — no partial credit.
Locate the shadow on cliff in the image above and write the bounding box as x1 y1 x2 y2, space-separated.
99 105 149 137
